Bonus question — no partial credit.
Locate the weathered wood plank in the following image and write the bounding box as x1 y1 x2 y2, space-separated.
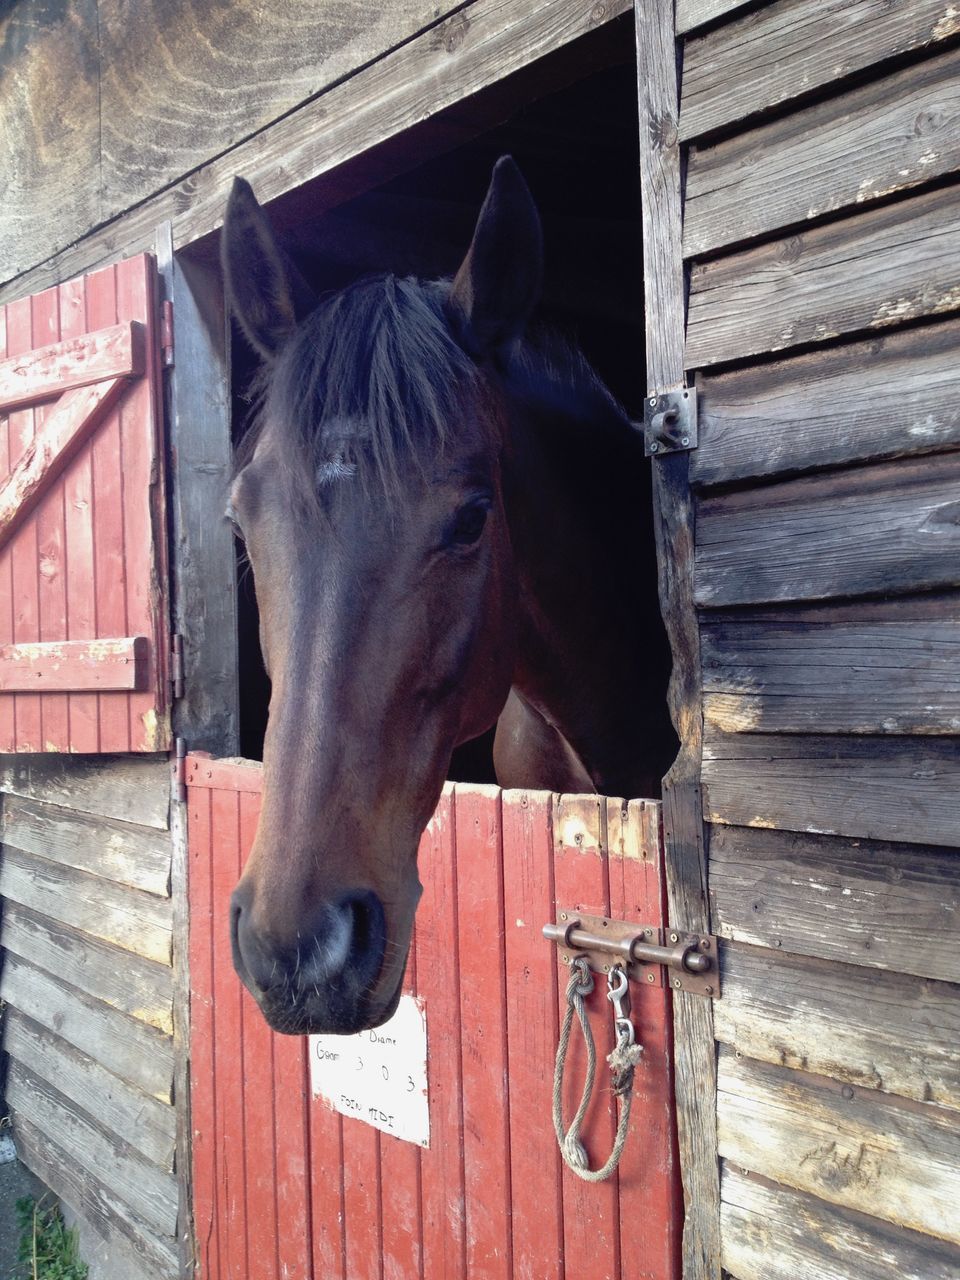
680 0 960 141
0 900 173 1033
715 941 960 1110
675 0 757 35
155 241 238 755
709 823 960 984
686 184 960 369
716 1049 960 1245
703 730 960 848
0 0 631 304
702 618 960 735
686 46 960 258
14 1116 179 1280
0 321 144 411
636 0 722 1272
4 1011 177 1169
0 636 148 693
0 379 125 551
691 318 960 487
695 452 960 607
7 1061 178 1238
0 845 173 964
0 753 170 828
0 952 174 1101
721 1165 960 1280
2 793 171 896
0 0 103 282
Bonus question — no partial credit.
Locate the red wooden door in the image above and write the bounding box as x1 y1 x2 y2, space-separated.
187 756 681 1280
0 256 169 753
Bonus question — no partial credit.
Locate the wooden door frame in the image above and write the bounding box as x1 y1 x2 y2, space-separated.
636 1 722 1276
156 226 240 1279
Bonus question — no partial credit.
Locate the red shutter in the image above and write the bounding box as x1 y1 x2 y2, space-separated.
0 255 170 753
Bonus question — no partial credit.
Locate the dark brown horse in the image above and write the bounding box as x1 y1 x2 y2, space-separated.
223 158 674 1035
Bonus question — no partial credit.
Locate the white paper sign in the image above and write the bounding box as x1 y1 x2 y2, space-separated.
309 995 430 1148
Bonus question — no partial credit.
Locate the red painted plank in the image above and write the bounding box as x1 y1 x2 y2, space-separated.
310 1085 346 1280
416 785 466 1279
0 320 144 412
455 784 513 1280
187 753 265 794
553 795 621 1280
188 785 220 1280
210 787 249 1280
342 1117 382 1280
310 1091 346 1280
502 789 565 1280
608 800 681 1280
86 264 129 753
236 789 280 1280
273 1033 313 1280
59 275 99 753
378 937 422 1280
30 287 68 752
0 636 147 691
116 255 167 752
7 295 41 751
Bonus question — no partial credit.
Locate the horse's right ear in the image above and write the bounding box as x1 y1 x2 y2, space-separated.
447 156 543 358
221 177 317 359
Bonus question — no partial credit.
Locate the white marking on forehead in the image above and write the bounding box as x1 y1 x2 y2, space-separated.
316 455 357 486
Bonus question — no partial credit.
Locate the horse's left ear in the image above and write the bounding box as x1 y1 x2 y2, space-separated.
221 177 318 360
447 156 543 357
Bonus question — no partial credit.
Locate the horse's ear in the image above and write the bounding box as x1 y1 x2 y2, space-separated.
447 156 543 357
221 177 317 359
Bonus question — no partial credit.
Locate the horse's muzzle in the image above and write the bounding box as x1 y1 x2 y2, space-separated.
229 884 389 1034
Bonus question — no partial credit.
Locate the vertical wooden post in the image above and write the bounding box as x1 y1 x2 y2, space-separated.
156 222 240 1279
634 3 722 1277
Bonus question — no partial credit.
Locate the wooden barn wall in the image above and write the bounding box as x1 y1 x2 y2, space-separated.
0 0 631 301
677 2 960 1276
0 754 179 1280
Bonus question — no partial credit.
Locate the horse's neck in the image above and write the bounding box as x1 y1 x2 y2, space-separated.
503 389 675 799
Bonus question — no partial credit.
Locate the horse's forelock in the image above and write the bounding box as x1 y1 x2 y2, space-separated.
243 275 489 507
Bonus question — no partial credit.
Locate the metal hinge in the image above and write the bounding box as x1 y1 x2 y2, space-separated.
543 911 720 997
172 737 187 805
170 633 184 699
160 299 175 367
644 387 697 456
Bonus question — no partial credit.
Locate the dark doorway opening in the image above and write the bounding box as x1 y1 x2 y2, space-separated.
229 20 674 787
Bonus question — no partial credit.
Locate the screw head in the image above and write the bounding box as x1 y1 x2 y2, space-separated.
646 972 655 983
602 963 610 973
649 441 659 453
700 938 711 951
705 985 714 996
669 932 679 943
681 436 690 446
560 912 567 921
673 979 682 990
649 397 657 407
563 955 570 964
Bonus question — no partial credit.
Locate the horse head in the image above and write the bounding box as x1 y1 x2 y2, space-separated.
222 159 543 1034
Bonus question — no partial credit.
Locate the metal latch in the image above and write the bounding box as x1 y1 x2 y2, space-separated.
543 911 720 997
643 387 697 456
170 633 184 700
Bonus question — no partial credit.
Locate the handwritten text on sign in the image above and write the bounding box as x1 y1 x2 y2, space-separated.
309 994 430 1148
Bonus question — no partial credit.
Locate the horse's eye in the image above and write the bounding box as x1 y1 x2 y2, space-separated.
448 499 490 548
224 506 245 542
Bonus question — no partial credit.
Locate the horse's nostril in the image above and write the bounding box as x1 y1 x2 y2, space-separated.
341 890 386 972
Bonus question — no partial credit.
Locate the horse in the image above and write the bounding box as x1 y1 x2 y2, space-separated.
222 157 675 1036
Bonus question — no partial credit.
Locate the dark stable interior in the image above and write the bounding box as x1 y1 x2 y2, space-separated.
231 24 672 786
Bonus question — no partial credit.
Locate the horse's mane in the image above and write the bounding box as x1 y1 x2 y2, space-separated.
237 272 636 504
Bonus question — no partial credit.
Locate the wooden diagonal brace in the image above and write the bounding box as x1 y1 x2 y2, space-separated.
0 378 125 550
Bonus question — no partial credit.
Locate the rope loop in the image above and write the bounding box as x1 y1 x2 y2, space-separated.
552 957 643 1182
